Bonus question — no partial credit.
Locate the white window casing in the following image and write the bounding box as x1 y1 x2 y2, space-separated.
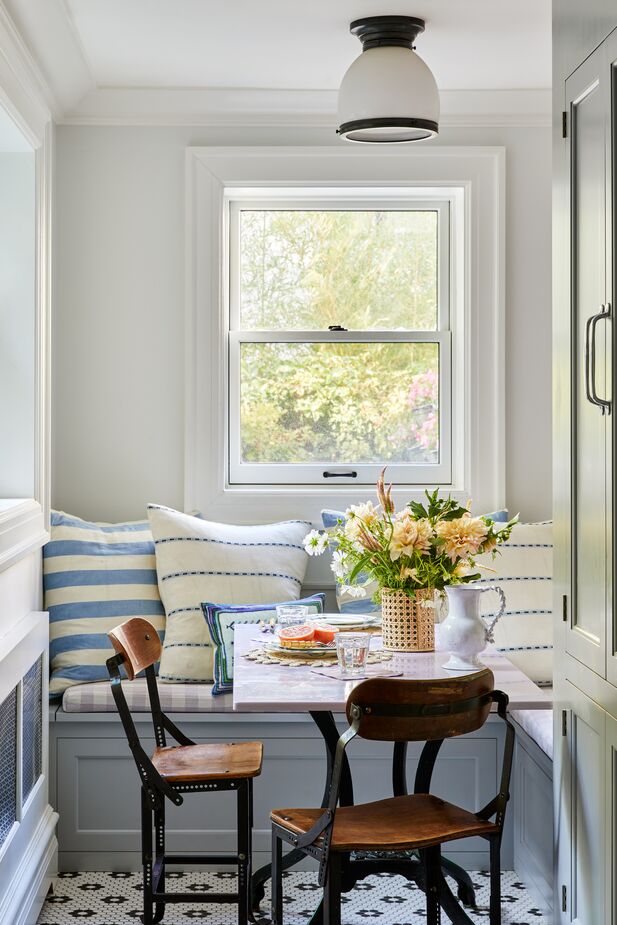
185 146 505 525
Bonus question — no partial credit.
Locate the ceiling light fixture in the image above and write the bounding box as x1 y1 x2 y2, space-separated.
337 15 439 144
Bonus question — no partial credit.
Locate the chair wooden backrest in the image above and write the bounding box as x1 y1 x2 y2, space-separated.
345 671 495 743
108 617 162 681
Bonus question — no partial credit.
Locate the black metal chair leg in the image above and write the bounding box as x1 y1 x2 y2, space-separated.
246 780 255 923
153 800 165 924
238 781 251 925
440 856 477 907
140 788 154 925
423 845 441 925
323 853 342 925
271 829 283 925
436 874 476 925
489 836 501 925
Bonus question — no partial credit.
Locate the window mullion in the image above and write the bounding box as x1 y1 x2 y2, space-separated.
229 331 447 345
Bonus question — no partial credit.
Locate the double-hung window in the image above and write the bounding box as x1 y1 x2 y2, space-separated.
227 189 456 488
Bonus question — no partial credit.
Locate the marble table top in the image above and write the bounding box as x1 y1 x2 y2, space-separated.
232 624 552 713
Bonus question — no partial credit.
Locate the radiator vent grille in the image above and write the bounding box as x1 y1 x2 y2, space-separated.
22 656 43 805
0 688 17 847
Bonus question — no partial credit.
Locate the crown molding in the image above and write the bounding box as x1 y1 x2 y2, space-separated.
0 2 54 140
60 86 551 128
1 0 93 116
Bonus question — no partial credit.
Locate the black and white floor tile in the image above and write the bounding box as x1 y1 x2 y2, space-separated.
38 870 548 924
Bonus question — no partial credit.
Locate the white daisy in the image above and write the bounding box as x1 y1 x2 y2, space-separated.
303 529 329 556
330 549 348 579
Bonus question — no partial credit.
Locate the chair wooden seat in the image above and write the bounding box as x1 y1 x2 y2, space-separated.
152 741 263 783
272 793 499 853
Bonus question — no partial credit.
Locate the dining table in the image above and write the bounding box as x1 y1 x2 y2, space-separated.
232 621 552 925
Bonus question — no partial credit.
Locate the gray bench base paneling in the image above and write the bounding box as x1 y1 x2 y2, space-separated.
512 717 553 917
50 711 512 872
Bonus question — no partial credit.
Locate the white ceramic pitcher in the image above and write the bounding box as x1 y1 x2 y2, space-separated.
440 584 506 671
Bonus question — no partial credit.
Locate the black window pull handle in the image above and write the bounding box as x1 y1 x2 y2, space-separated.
323 470 358 479
328 325 348 332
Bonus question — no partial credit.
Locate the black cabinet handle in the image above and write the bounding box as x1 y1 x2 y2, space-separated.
587 303 612 415
584 312 595 406
323 470 358 479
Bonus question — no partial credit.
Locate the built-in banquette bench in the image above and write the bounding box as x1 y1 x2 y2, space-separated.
510 709 554 913
46 512 555 915
49 690 555 917
49 680 517 874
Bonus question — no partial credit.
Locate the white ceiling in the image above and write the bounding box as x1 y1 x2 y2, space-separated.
3 0 552 123
63 0 551 92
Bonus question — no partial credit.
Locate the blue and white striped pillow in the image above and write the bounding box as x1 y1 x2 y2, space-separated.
475 521 553 685
45 511 165 699
148 505 311 683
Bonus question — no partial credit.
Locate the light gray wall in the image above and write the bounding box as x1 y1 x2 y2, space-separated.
0 150 35 498
53 123 552 523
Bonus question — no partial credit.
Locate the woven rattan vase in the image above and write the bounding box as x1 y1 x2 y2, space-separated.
380 588 435 652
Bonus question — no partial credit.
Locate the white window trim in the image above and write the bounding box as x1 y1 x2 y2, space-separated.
185 145 505 525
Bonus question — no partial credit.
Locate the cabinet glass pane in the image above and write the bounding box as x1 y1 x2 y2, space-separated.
0 687 17 847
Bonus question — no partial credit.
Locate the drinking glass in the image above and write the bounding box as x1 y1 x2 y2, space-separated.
336 632 371 679
275 604 310 632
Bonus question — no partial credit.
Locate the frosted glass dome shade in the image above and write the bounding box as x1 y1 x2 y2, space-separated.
337 24 440 143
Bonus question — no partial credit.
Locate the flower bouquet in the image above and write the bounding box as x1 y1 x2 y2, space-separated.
303 471 516 652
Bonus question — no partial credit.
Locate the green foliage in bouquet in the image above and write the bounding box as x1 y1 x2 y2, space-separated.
304 471 517 603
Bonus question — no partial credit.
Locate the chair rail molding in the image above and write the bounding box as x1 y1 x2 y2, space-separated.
184 144 506 525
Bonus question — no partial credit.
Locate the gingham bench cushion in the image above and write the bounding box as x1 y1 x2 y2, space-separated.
510 709 553 760
61 679 233 713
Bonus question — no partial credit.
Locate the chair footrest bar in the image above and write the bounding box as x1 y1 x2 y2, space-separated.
153 892 240 903
162 853 240 865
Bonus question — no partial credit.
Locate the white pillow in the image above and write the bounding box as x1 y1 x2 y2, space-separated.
474 521 553 685
148 505 310 683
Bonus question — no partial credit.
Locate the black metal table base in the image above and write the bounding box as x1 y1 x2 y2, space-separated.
250 711 477 924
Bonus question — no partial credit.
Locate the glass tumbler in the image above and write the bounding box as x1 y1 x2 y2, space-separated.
336 632 371 679
275 604 310 632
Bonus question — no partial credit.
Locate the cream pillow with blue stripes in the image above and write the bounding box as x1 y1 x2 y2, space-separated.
474 521 553 685
148 505 310 683
45 512 165 699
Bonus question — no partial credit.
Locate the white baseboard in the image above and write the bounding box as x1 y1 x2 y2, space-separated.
0 804 59 925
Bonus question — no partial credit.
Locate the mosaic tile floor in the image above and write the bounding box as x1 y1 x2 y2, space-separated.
38 870 549 924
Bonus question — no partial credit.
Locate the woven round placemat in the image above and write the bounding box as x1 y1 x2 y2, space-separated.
243 647 393 668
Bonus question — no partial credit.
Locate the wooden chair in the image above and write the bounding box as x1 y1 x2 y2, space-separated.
271 671 514 925
106 617 263 925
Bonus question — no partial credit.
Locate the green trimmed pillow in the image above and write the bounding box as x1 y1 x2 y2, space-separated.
202 593 325 694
